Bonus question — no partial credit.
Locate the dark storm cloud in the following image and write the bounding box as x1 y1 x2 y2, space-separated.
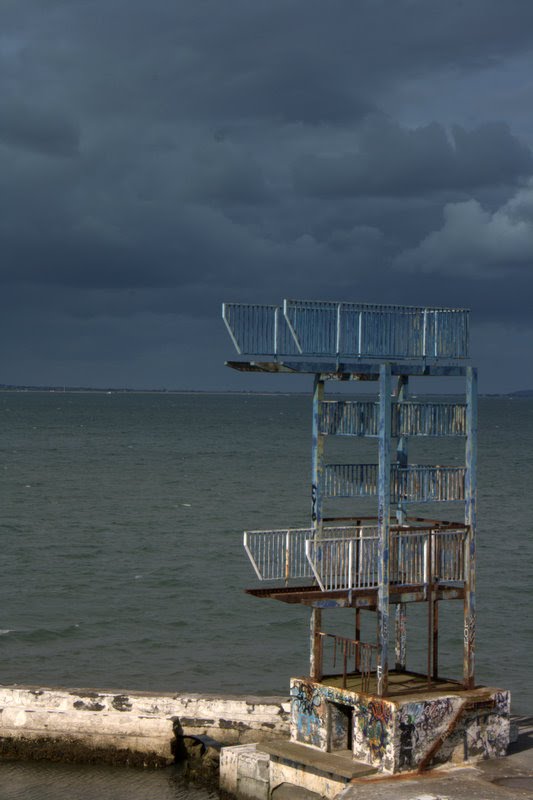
293 118 533 197
1 0 533 389
0 101 79 157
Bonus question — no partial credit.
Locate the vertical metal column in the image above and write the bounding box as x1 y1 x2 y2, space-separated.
311 376 325 531
464 366 477 688
310 376 325 680
377 363 391 696
310 608 323 681
395 375 408 672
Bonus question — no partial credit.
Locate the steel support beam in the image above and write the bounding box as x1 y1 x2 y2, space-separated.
311 376 325 531
395 375 408 671
310 608 323 681
464 366 477 688
377 363 391 696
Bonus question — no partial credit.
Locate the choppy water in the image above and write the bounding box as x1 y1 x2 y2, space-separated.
0 391 532 797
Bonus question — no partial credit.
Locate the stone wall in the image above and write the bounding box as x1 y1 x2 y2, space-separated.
0 685 290 765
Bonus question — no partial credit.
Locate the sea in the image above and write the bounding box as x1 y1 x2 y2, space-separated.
0 390 531 799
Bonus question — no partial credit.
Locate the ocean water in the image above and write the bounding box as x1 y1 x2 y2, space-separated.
0 391 531 797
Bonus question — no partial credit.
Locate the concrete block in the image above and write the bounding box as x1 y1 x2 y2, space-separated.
219 743 270 799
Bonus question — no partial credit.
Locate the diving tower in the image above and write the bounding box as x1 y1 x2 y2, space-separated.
223 298 509 775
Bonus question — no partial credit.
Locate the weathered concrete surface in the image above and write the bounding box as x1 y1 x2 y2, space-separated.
290 677 510 773
220 744 270 800
0 685 290 766
221 741 375 800
220 716 533 799
336 714 533 799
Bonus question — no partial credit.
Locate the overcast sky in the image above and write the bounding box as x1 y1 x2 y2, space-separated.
1 0 532 392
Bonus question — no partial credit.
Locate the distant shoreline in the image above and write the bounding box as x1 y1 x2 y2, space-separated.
0 385 531 398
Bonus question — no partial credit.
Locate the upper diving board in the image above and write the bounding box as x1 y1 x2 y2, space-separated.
222 299 469 362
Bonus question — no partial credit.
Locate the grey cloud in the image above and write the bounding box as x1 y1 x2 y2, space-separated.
293 118 533 197
393 184 533 277
183 142 270 204
6 1 533 129
0 100 79 157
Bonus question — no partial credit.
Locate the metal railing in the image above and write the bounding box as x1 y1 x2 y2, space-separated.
318 632 377 691
243 528 314 581
393 466 466 503
322 464 466 502
319 401 466 438
306 531 379 591
222 303 299 356
223 299 469 360
305 527 467 592
244 524 468 590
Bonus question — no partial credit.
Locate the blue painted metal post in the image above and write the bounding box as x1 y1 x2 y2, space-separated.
310 375 325 680
464 366 477 689
311 376 325 532
377 363 392 696
395 376 408 672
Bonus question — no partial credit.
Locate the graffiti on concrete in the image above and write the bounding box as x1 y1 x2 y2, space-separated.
398 696 455 769
290 680 325 749
290 681 323 717
355 699 393 761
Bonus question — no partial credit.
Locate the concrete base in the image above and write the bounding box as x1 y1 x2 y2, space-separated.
220 744 270 800
220 741 369 800
220 716 533 800
290 675 511 773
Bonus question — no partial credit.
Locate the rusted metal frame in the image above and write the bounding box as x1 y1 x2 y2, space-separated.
244 585 466 607
395 375 409 672
355 608 361 671
464 366 477 689
310 608 323 681
407 515 468 529
377 363 392 696
225 360 468 376
318 632 376 691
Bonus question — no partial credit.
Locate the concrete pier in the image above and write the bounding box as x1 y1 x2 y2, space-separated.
0 684 290 766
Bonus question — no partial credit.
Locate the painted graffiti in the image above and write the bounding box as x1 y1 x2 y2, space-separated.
398 697 454 768
291 681 322 716
311 484 318 522
355 699 392 761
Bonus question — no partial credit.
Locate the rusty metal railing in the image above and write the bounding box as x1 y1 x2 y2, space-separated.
318 633 377 691
319 400 466 438
306 532 379 591
305 527 467 592
322 464 466 502
244 524 468 590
